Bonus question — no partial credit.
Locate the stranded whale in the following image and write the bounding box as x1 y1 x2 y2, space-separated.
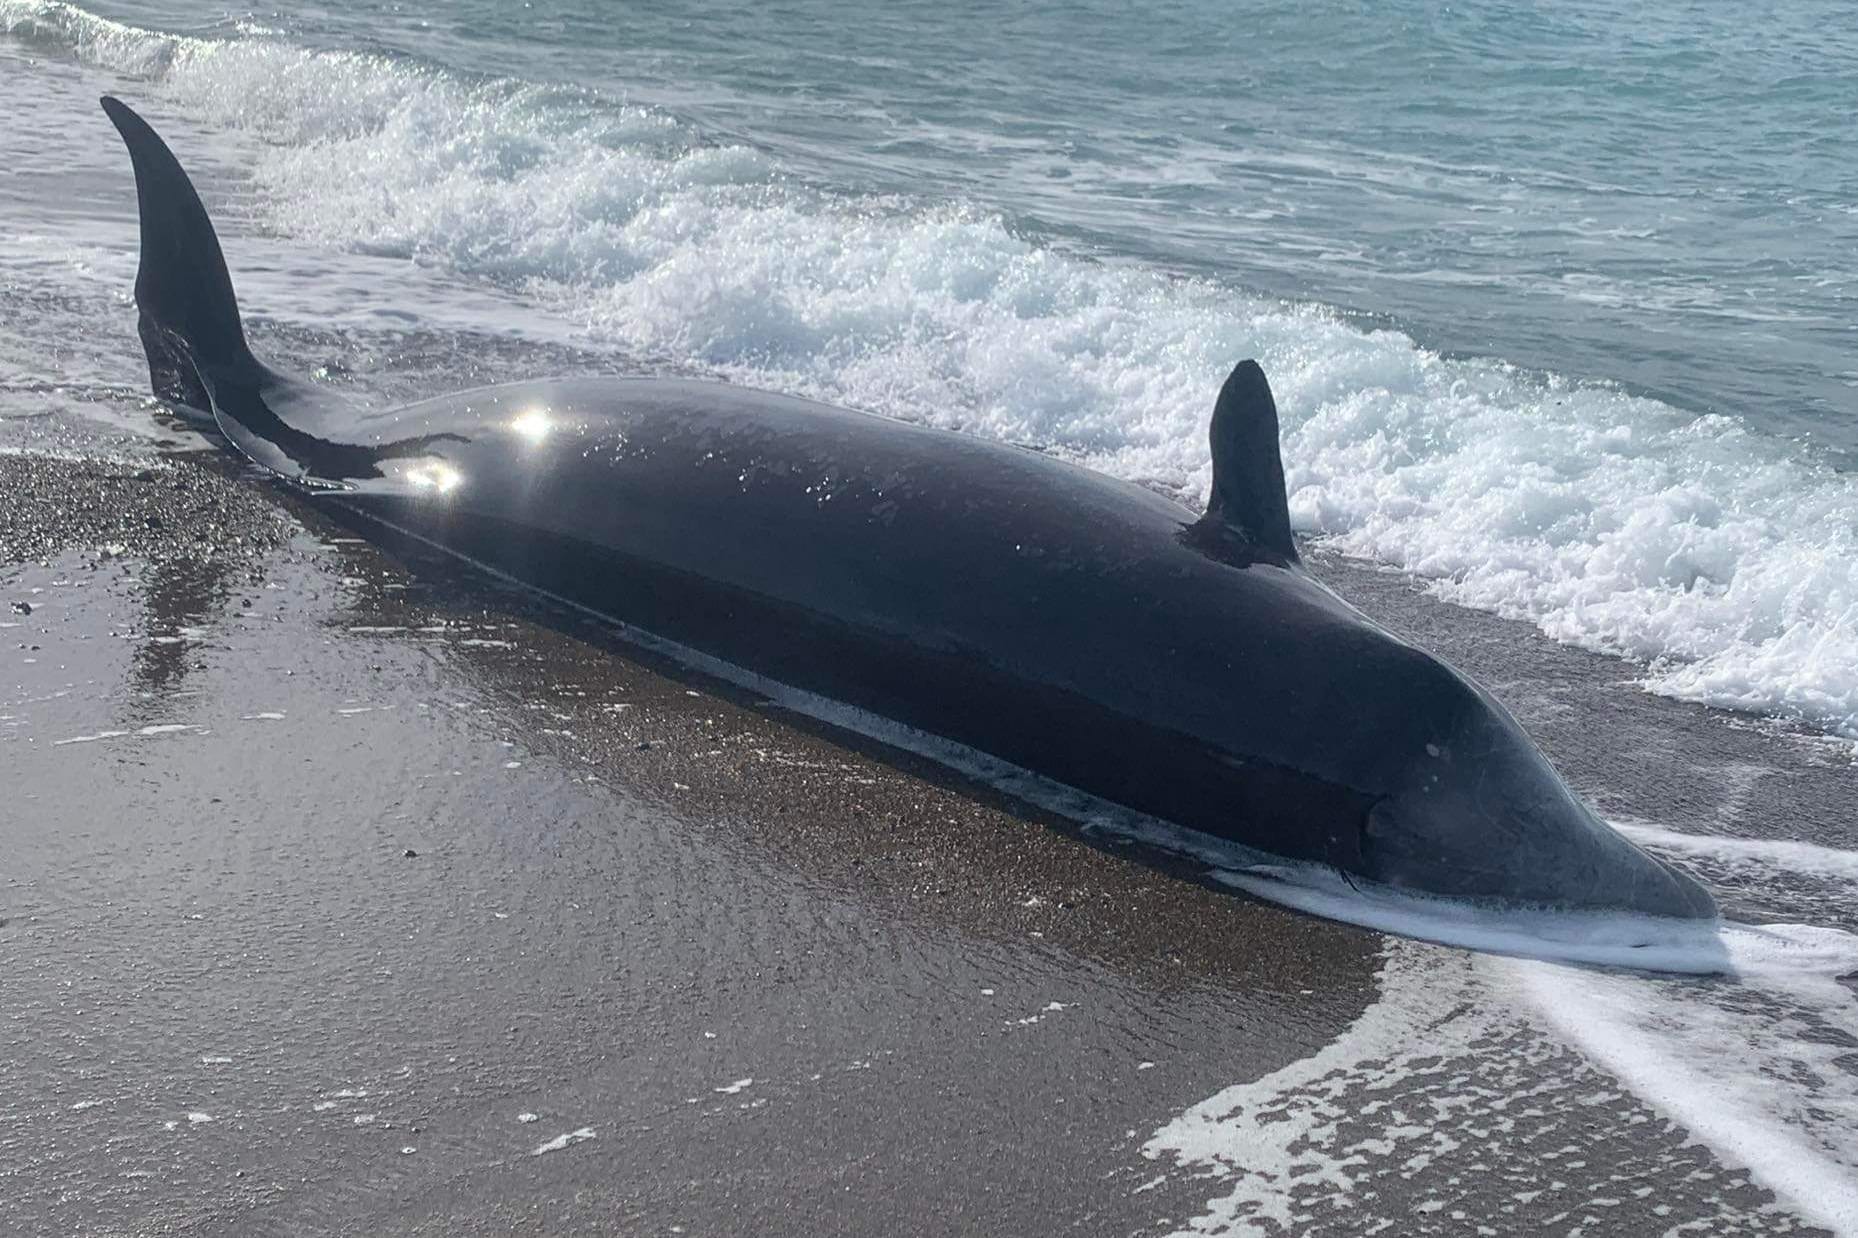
101 96 1714 920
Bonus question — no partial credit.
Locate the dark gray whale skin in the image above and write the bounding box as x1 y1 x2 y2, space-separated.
100 95 1715 920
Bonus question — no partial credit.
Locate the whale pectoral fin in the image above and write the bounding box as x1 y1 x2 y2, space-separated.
1197 359 1298 562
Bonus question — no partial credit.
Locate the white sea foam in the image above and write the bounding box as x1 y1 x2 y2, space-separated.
1518 959 1858 1237
1150 904 1858 1236
52 722 204 745
1211 817 1858 1226
1513 823 1858 1237
1619 820 1858 884
531 1126 596 1156
6 0 1858 740
1149 824 1858 1235
1146 943 1493 1235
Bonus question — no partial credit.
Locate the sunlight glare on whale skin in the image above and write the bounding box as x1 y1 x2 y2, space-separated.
509 406 552 445
402 460 463 494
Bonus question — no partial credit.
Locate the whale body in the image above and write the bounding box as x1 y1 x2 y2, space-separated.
101 96 1714 920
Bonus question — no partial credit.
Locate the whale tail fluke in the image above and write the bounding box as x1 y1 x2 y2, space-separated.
101 96 258 416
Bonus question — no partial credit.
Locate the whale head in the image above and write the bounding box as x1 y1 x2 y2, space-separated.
1345 649 1716 919
1190 360 1714 921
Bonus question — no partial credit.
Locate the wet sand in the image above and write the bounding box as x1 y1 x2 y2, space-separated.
3 450 1851 1236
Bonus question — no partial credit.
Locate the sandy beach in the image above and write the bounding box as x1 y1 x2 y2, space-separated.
6 448 1851 1236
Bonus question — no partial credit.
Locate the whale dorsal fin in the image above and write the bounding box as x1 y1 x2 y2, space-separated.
1199 359 1297 562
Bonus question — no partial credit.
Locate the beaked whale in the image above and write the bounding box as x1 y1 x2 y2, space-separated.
100 95 1714 921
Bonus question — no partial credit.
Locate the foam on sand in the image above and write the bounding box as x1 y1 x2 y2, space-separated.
52 722 206 745
1513 822 1858 1236
1150 825 1858 1235
1518 958 1858 1237
532 1126 596 1156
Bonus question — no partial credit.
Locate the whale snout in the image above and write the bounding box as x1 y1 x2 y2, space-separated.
1363 796 1715 919
1359 694 1717 920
